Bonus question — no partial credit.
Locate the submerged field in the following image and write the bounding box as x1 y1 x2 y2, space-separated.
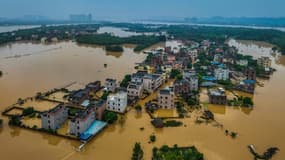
0 38 284 160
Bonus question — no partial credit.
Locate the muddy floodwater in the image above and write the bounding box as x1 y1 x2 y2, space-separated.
0 39 285 160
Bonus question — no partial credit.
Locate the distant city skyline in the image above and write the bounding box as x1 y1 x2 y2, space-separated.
0 0 285 21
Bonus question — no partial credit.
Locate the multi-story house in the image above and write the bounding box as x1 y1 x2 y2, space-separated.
41 105 68 130
131 72 145 83
214 68 230 81
158 88 175 109
69 108 95 137
208 88 227 105
188 49 198 61
105 78 117 92
244 68 256 81
143 74 163 93
174 75 198 96
91 100 106 120
107 91 128 113
257 56 272 68
127 82 144 98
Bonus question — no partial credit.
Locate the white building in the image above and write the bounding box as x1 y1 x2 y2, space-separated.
183 70 199 91
127 82 144 98
188 49 198 61
143 74 163 93
69 108 95 136
214 54 223 63
189 76 199 91
257 56 272 68
107 91 128 113
214 68 230 81
236 59 248 66
105 78 117 92
41 105 68 130
158 88 175 109
131 73 163 93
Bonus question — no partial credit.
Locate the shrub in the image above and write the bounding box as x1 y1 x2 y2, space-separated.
103 111 118 124
150 134 156 143
163 120 183 127
9 116 22 126
132 142 144 160
22 107 35 116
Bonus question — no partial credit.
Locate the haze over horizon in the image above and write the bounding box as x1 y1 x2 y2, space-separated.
0 0 285 21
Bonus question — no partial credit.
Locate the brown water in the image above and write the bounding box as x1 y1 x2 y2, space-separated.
0 40 285 160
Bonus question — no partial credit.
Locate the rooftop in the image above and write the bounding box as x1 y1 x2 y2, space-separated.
106 78 116 83
79 120 107 141
209 88 226 96
159 88 173 95
144 74 161 80
44 104 65 115
73 108 93 121
70 89 88 99
128 82 143 89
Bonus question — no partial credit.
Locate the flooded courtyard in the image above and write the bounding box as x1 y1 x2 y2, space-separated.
0 38 285 160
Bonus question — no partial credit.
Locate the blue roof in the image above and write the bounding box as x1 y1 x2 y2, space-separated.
218 64 225 68
243 80 256 84
202 76 216 81
211 61 220 65
80 121 107 141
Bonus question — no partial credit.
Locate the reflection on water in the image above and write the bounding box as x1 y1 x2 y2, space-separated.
9 127 21 138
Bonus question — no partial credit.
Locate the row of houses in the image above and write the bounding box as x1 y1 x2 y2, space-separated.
41 80 108 139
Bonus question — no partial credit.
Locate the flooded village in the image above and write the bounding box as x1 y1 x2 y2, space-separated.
0 25 285 160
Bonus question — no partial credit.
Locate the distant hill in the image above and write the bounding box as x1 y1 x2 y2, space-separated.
184 17 285 27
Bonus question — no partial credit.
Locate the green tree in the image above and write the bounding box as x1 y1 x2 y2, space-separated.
8 116 22 126
22 107 35 116
132 142 144 160
101 91 110 100
170 69 181 79
150 134 156 143
120 74 131 88
242 97 254 107
135 105 142 113
103 111 118 124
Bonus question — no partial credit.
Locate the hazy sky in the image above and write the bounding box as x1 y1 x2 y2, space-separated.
0 0 285 20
